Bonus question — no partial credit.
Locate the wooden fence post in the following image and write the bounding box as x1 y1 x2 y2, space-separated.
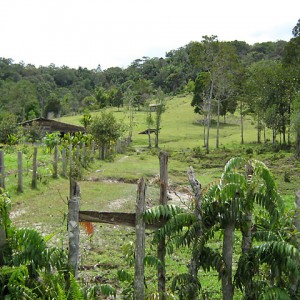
187 166 202 299
134 178 147 299
91 140 95 161
62 148 67 177
293 190 300 245
53 145 58 179
158 151 168 296
0 150 5 190
69 144 73 178
31 147 37 189
17 151 23 193
68 179 80 277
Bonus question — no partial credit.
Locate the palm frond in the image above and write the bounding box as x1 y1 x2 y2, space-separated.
143 204 185 224
258 286 291 300
222 157 247 175
171 273 200 299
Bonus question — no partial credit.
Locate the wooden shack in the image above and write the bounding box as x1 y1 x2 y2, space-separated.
19 117 85 136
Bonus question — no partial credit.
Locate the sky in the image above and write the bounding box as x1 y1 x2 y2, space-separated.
1 0 299 70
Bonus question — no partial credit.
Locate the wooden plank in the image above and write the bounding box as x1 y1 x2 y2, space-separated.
79 211 165 229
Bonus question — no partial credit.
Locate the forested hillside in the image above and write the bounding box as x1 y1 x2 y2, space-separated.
0 38 287 119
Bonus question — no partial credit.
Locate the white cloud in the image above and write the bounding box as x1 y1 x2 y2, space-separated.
1 0 299 70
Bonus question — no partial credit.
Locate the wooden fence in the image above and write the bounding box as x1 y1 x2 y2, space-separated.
0 138 130 192
67 151 172 298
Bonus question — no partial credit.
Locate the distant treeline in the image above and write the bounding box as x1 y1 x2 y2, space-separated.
1 20 300 154
0 39 289 119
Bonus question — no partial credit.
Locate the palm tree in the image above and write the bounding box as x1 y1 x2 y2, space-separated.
144 157 290 299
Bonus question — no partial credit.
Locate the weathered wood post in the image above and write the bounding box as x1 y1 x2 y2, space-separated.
76 145 80 161
0 150 5 190
134 178 147 299
158 151 168 296
69 144 73 178
0 200 8 266
31 147 38 189
68 179 80 277
62 148 67 177
82 143 86 168
53 145 58 179
91 140 95 161
187 166 202 299
17 151 23 193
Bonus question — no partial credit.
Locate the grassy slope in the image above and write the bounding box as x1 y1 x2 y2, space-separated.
8 94 300 297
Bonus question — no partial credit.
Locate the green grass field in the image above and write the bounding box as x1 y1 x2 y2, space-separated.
4 93 300 298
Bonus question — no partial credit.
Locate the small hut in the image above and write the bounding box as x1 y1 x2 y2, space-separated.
19 117 85 137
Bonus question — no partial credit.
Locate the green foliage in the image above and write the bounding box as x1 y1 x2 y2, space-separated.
0 112 18 144
171 273 200 300
88 111 126 159
43 131 61 153
79 111 92 130
23 121 43 143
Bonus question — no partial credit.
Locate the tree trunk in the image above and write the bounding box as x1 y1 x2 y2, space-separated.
155 130 159 148
147 130 152 148
297 132 300 157
257 118 261 144
206 80 214 154
31 147 37 189
0 150 5 190
216 97 220 148
222 222 235 300
203 115 206 148
240 102 244 144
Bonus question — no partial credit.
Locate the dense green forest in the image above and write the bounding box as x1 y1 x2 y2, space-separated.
1 19 300 155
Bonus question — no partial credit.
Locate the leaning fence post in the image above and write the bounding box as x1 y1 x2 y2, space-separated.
17 151 23 192
68 179 80 277
31 147 37 189
134 178 147 299
157 151 168 295
0 150 5 190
